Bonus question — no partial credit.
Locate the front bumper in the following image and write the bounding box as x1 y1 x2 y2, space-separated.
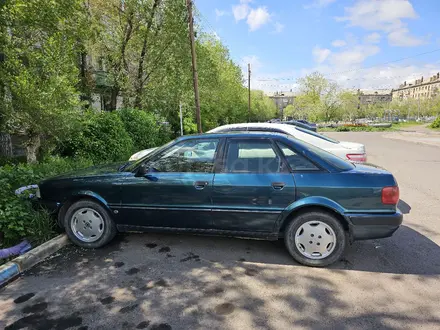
32 198 61 215
346 210 403 240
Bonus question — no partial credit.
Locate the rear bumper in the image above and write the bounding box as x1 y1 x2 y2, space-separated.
346 210 403 240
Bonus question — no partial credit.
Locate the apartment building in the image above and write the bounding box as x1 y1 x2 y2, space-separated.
392 72 440 100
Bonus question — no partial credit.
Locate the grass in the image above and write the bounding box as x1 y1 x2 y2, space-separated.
392 121 423 128
319 126 397 132
319 121 422 132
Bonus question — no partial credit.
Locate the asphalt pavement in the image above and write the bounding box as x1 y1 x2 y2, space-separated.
1 132 440 330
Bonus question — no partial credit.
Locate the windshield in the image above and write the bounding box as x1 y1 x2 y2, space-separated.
295 127 340 144
124 140 176 172
287 136 354 171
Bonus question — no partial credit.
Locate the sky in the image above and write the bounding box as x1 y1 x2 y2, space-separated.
195 0 440 93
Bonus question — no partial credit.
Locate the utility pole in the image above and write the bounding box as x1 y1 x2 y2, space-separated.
179 102 184 136
248 63 251 122
186 0 202 133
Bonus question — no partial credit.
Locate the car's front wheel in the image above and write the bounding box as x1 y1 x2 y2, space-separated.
284 211 346 267
64 199 117 248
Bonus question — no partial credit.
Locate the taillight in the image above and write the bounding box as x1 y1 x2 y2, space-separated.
346 153 367 162
382 186 399 205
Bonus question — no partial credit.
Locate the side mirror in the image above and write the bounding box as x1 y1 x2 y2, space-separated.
135 164 148 177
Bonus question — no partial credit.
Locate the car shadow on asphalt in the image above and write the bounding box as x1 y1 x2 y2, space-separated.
2 226 440 330
332 225 440 275
24 222 440 277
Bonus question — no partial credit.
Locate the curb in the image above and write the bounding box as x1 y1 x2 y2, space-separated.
0 234 69 287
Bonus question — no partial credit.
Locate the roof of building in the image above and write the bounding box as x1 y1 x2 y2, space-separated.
357 90 392 95
265 91 296 97
395 72 440 90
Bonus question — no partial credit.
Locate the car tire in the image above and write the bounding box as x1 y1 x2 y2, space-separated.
64 199 117 249
284 211 346 267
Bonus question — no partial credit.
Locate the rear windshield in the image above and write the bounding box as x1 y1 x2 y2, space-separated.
295 127 340 144
288 136 354 171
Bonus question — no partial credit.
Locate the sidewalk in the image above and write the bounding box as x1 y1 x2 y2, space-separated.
384 125 440 148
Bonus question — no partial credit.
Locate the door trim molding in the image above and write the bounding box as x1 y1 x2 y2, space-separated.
115 205 282 214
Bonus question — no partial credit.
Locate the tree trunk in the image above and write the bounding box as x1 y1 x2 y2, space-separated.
26 135 41 163
134 37 147 109
78 50 92 108
109 88 119 111
134 0 161 109
0 132 13 158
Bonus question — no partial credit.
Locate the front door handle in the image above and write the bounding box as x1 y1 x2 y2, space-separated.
194 181 208 190
272 182 285 190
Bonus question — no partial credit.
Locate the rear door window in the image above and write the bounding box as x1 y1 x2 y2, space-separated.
224 139 284 173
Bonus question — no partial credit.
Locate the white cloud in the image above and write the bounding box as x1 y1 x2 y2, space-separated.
312 46 331 64
232 1 250 21
337 0 417 31
332 40 347 47
305 0 337 9
330 44 380 67
364 32 381 44
215 9 228 19
247 7 271 31
336 0 425 47
273 22 285 34
329 64 440 91
242 55 263 72
232 1 273 32
250 63 440 93
388 27 425 46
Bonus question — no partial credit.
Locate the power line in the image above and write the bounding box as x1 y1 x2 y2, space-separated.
253 48 440 81
254 71 427 82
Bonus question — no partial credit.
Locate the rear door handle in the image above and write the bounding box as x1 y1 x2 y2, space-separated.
272 182 285 190
194 181 208 190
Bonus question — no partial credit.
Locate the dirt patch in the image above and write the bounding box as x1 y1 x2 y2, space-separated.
214 302 235 315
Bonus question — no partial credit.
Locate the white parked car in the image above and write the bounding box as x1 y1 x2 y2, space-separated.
129 122 366 162
209 123 366 162
129 147 157 161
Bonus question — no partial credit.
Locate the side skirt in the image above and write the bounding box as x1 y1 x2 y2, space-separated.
116 225 279 241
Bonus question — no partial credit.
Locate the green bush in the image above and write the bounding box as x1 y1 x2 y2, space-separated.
336 126 350 132
59 111 134 163
0 157 93 248
430 117 440 129
118 108 171 151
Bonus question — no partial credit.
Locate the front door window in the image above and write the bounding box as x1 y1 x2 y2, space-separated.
150 139 219 173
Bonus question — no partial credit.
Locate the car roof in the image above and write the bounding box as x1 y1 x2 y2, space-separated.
208 122 298 132
176 130 291 141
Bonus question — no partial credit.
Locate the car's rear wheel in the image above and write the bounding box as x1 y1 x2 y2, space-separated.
64 200 117 248
284 211 346 267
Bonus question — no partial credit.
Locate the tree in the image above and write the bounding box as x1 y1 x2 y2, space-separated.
283 104 296 119
87 0 189 111
0 0 85 162
296 72 341 122
339 91 360 122
249 90 278 122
